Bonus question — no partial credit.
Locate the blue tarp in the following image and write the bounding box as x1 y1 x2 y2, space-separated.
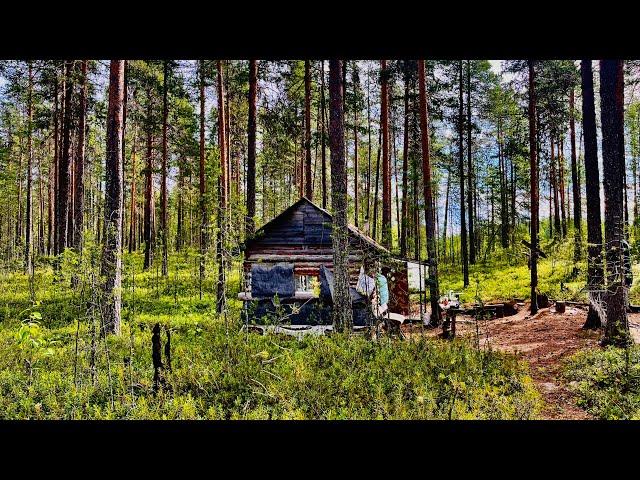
251 263 296 298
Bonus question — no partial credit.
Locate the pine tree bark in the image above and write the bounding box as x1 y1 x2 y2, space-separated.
37 153 45 255
528 61 539 314
161 60 169 276
500 121 510 249
199 61 207 292
380 60 392 248
558 137 567 238
328 59 353 332
304 60 313 200
458 61 469 287
101 60 125 335
581 60 604 329
321 60 328 209
120 61 127 253
365 68 372 226
600 60 630 346
400 66 410 258
56 61 73 257
24 61 33 275
551 138 561 237
418 60 441 326
353 64 359 227
216 60 227 313
442 170 450 262
570 87 582 265
247 59 257 237
143 85 154 270
128 139 137 254
73 60 87 255
466 60 475 263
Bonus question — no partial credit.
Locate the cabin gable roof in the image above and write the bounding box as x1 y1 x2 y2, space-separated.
245 197 388 254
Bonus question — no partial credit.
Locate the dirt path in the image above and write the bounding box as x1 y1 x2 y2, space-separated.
408 304 630 419
470 306 599 419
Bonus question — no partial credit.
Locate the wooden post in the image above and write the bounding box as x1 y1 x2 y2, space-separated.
152 323 163 392
164 326 172 372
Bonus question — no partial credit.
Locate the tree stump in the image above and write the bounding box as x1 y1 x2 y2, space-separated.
536 293 550 309
441 310 457 340
555 301 566 314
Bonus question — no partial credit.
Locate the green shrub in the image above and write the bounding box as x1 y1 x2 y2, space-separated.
0 251 542 419
565 345 640 419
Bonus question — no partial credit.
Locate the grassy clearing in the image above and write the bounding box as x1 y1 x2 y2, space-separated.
0 248 542 419
440 233 640 305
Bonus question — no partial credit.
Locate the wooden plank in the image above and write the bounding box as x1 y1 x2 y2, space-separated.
248 254 360 262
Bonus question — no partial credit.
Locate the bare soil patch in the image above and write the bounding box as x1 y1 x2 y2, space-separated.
404 304 640 419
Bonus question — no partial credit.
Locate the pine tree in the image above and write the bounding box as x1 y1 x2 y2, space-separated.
101 60 125 335
600 60 630 346
328 59 352 332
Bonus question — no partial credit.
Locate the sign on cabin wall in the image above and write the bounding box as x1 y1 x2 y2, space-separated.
407 261 429 291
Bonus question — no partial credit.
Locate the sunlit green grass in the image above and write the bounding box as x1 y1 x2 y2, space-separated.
0 246 541 419
439 231 640 306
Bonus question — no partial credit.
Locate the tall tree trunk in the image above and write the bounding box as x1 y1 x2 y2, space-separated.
558 137 567 237
380 60 392 248
176 160 183 251
372 128 382 242
143 86 154 270
353 64 359 227
458 60 469 287
37 151 45 256
500 121 510 249
600 60 630 346
466 60 475 264
216 60 227 313
73 60 87 255
24 62 33 274
49 75 60 257
528 60 539 314
199 60 207 295
56 61 73 258
304 60 313 200
365 67 372 227
510 155 516 247
321 60 328 209
581 60 604 329
418 60 441 326
120 61 127 254
247 59 257 237
442 170 450 262
101 60 125 335
161 60 169 276
400 67 410 258
551 138 561 237
128 138 137 254
328 59 352 332
392 105 401 242
570 87 582 265
48 144 54 256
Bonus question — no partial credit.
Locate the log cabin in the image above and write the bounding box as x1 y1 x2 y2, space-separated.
239 197 410 330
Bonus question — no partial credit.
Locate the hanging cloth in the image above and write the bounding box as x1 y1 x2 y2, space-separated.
356 266 376 297
376 273 389 307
